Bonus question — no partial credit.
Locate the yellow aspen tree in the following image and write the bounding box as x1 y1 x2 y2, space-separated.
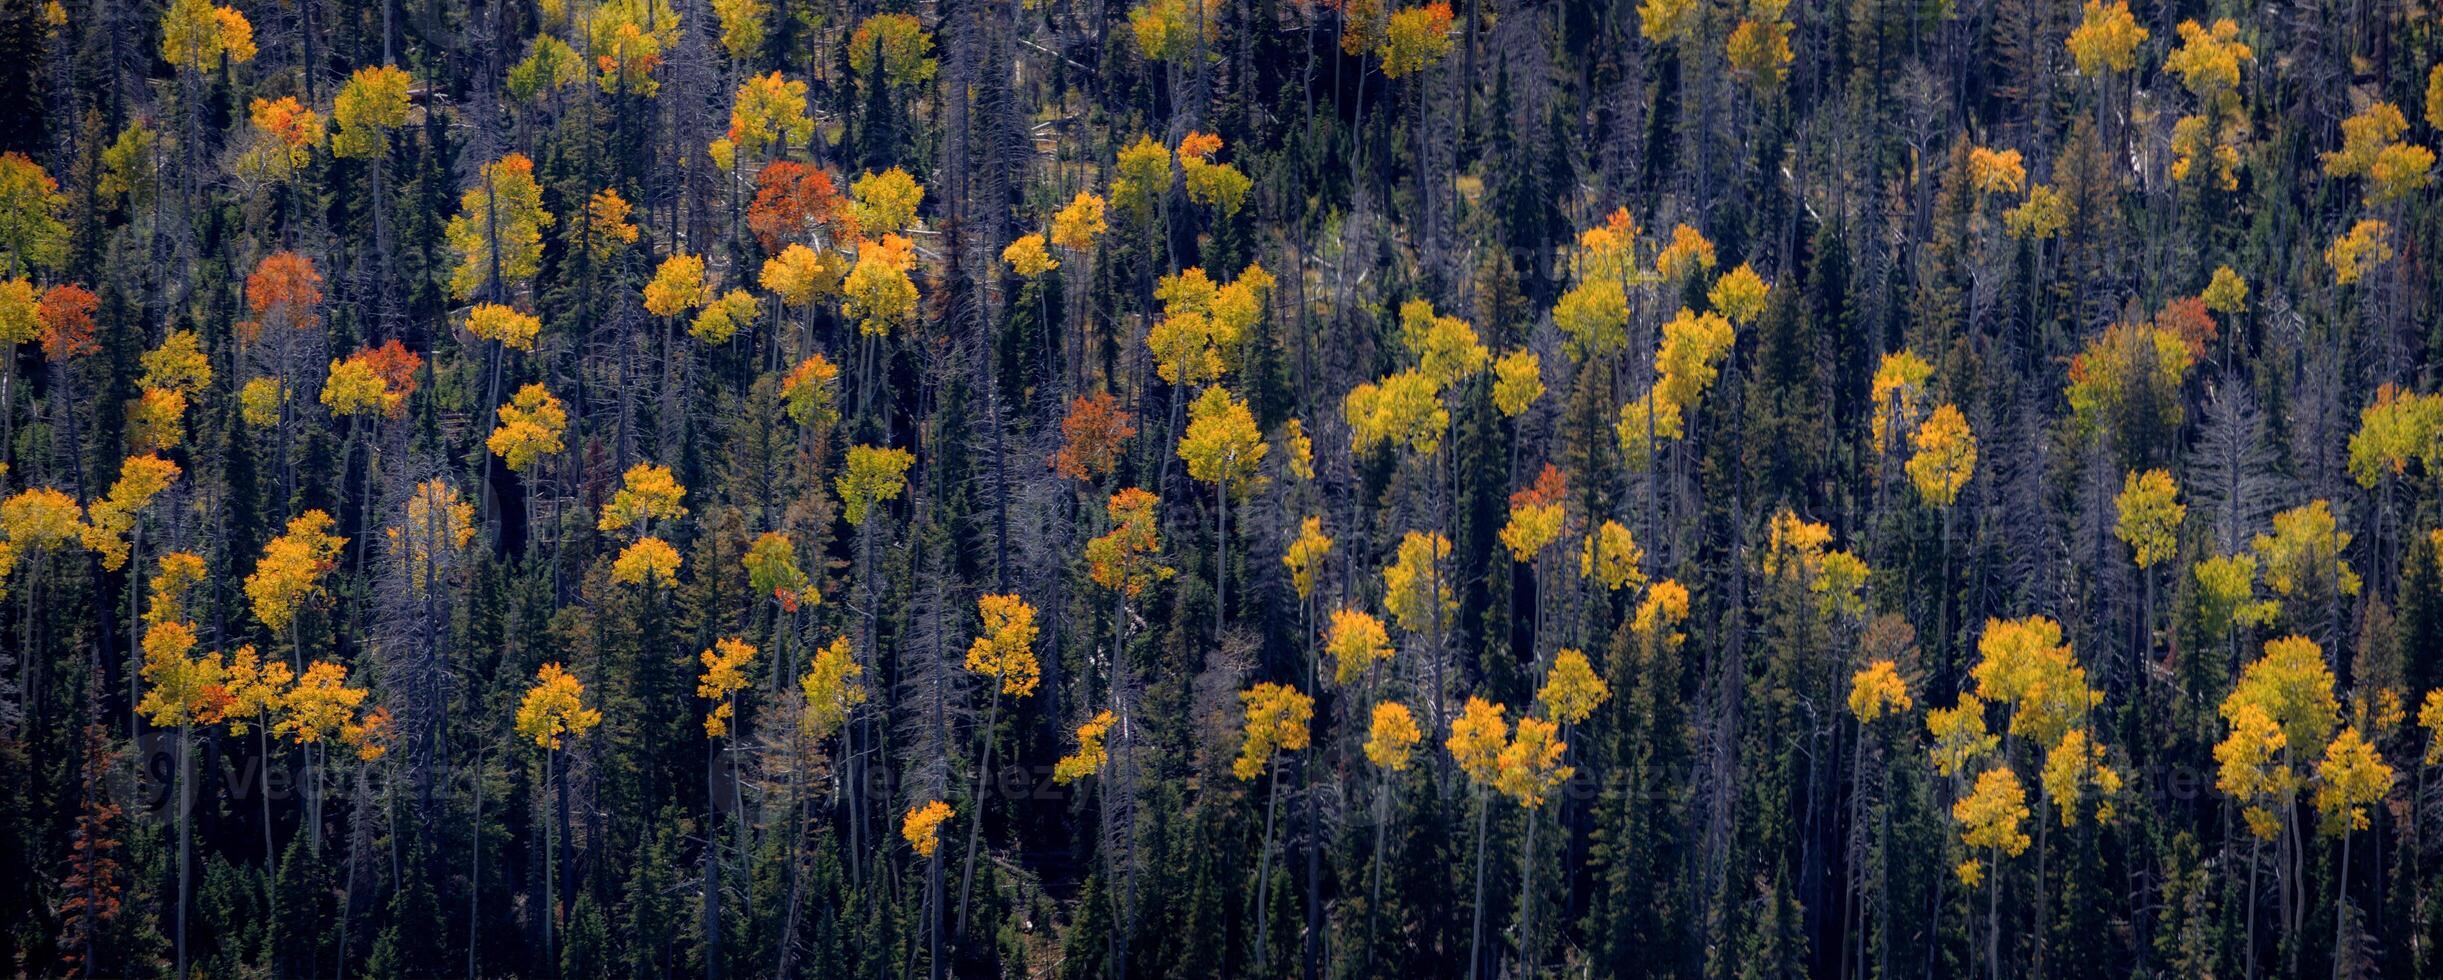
130 568 228 980
714 72 812 172
2066 0 2146 76
465 303 542 352
1326 609 1394 687
848 13 938 88
690 288 759 345
1235 679 1314 964
1537 649 1609 725
2314 726 2394 976
1282 516 1333 604
1725 0 1796 92
488 384 568 473
1178 386 1267 639
709 0 767 63
781 354 843 429
2251 501 2361 632
1050 192 1109 252
1581 520 1648 594
1176 131 1252 217
244 510 344 635
2039 728 2124 827
642 252 708 318
744 531 817 612
82 454 179 572
445 154 554 301
903 800 953 857
516 661 600 958
851 168 925 237
1087 488 1174 599
1448 695 1510 974
159 0 255 72
2320 102 2435 206
1492 349 1544 418
698 638 757 738
610 536 682 588
2117 468 2186 670
1375 2 1454 76
800 637 867 743
1003 233 1058 277
1907 403 1978 508
839 233 918 336
1054 710 1117 785
837 445 915 526
2326 218 2392 287
599 462 689 535
587 0 682 96
1869 349 1935 459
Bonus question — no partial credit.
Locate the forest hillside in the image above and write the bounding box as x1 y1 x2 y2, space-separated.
2 0 2443 977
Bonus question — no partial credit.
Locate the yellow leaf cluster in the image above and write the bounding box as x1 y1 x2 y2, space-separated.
698 637 757 737
1055 710 1117 784
1952 766 2031 880
1086 488 1173 597
1326 608 1393 687
1177 386 1268 495
1631 578 1690 644
1365 702 1423 772
611 536 682 587
837 444 915 526
800 637 866 741
2326 219 2393 287
1447 696 1509 785
1283 515 1332 601
1232 682 1313 780
1927 694 1998 777
160 0 255 72
2040 728 2124 826
1495 716 1573 808
1003 233 1058 277
2321 102 2434 206
83 454 179 571
2114 469 2185 568
840 233 918 337
1971 615 2098 748
966 594 1042 698
2065 0 2146 76
1492 349 1544 418
691 289 759 345
278 660 370 746
445 154 554 300
2251 500 2359 599
1050 192 1109 252
1537 648 1610 725
1906 403 1977 508
140 329 212 395
598 462 689 533
2313 727 2394 834
516 662 601 750
466 303 542 351
903 799 953 857
388 480 476 595
245 510 344 633
488 383 568 473
1848 660 1913 723
781 354 841 427
848 13 937 88
1347 370 1448 456
1381 530 1453 634
642 252 707 318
